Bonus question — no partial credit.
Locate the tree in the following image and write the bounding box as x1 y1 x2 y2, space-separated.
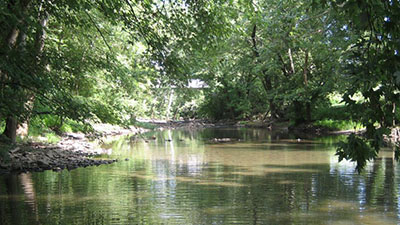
313 0 400 172
196 0 342 122
0 0 224 142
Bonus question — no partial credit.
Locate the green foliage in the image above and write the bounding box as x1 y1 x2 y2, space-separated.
311 0 400 171
45 133 61 144
60 119 93 133
313 119 363 131
313 105 351 121
0 0 226 142
199 84 265 120
0 0 399 172
0 121 4 134
27 114 97 144
336 134 377 173
29 115 91 137
28 117 53 137
192 0 344 123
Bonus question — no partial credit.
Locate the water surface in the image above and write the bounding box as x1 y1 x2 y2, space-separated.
0 128 399 224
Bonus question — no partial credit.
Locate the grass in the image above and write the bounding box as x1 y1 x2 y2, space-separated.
45 133 61 143
25 116 83 144
2 114 157 145
0 120 4 134
313 119 364 131
22 130 61 144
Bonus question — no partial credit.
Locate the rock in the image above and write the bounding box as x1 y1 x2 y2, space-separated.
45 151 55 158
0 162 10 169
65 133 85 140
9 147 20 154
210 138 235 143
0 128 125 174
37 159 50 167
52 167 62 172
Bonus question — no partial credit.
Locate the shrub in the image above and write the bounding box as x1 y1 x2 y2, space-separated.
313 119 364 131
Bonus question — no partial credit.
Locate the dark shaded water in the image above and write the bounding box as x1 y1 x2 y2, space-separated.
0 128 399 224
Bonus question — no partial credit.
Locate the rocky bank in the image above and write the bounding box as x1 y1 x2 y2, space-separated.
0 124 146 174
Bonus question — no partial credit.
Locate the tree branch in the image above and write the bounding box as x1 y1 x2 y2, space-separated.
84 10 113 53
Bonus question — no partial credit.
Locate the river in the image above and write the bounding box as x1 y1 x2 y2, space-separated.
0 128 399 224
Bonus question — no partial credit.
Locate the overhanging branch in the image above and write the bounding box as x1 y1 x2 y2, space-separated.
84 10 113 53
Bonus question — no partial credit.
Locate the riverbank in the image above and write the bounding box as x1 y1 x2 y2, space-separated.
145 119 359 135
0 119 275 174
0 124 146 174
148 119 398 144
1 119 397 174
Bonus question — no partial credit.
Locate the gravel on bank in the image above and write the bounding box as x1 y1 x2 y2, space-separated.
0 124 146 174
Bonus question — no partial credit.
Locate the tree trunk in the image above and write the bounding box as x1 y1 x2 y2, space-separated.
251 24 278 119
293 101 304 125
262 76 278 119
288 48 295 74
16 9 48 138
166 89 174 120
303 50 311 122
393 102 396 127
1 0 32 142
2 26 20 142
303 50 309 87
3 117 18 143
306 102 311 122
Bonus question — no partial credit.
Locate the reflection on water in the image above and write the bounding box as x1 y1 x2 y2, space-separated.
0 128 399 224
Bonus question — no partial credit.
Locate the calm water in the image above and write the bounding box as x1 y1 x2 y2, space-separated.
0 128 399 225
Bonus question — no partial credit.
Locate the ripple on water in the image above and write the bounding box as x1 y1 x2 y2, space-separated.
0 128 399 224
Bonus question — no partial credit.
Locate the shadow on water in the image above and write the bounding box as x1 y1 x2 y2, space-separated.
0 128 399 224
205 143 332 152
98 156 399 224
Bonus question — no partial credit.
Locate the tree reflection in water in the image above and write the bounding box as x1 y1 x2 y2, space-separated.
0 128 399 224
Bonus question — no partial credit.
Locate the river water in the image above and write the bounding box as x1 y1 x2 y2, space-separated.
0 128 399 224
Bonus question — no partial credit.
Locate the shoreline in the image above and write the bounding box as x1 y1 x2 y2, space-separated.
1 120 397 174
150 119 362 134
0 124 146 174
